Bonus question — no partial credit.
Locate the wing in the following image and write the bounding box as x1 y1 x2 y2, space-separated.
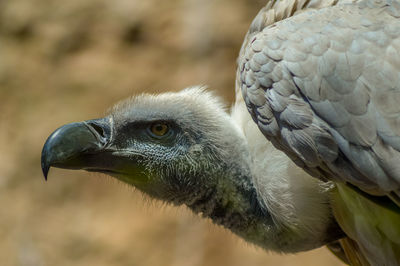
332 183 400 265
238 0 400 200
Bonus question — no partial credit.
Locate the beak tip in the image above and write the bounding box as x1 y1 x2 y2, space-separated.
41 155 50 181
42 166 49 181
41 140 52 181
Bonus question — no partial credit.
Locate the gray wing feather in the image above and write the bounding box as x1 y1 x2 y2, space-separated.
239 0 400 198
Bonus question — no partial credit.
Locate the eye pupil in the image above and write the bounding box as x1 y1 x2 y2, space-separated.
150 123 169 137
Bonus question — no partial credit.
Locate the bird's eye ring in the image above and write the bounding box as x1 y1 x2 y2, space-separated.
149 123 169 137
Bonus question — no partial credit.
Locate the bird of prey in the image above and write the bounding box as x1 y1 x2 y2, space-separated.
41 0 400 265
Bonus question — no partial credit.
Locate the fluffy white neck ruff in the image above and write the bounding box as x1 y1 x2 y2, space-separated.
231 95 334 243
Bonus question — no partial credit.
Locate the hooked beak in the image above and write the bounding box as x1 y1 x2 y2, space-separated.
41 118 111 180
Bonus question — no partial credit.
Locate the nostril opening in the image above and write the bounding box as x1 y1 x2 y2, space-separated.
89 123 106 139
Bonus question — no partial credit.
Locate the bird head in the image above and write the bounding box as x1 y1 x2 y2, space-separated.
41 87 249 204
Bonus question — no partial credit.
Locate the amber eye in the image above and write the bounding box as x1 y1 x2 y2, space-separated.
150 123 169 137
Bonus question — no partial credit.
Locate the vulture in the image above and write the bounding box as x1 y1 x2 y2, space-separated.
41 0 400 265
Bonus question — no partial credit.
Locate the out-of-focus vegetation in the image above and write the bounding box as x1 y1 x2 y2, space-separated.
0 0 345 265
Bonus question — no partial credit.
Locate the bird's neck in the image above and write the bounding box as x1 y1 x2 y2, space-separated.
182 161 278 250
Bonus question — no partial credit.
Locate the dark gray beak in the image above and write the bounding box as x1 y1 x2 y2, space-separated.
41 118 111 180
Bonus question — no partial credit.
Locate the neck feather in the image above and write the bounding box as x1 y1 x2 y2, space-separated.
187 164 269 228
184 162 280 249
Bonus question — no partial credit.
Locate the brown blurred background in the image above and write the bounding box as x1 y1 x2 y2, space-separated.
0 0 345 265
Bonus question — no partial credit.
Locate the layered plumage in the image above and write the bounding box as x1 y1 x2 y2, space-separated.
238 0 400 264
